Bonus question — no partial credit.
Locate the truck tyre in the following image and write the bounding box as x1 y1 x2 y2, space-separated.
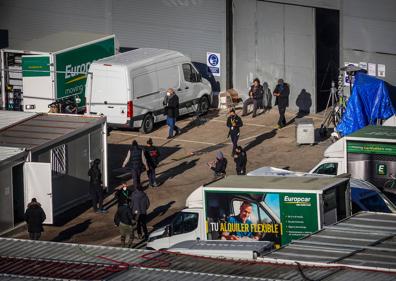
198 96 210 115
140 114 154 134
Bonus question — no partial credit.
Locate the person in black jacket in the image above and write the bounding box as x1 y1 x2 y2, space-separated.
122 140 145 189
242 78 264 117
234 146 247 175
88 159 107 213
163 88 181 139
24 198 46 240
114 203 136 248
114 182 132 207
144 138 160 187
208 151 227 178
226 109 243 156
273 79 290 128
130 187 150 240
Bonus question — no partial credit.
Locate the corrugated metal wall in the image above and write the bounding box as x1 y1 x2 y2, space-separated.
233 0 316 112
0 0 227 91
341 0 396 84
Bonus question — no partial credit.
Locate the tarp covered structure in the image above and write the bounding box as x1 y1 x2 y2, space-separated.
336 72 396 136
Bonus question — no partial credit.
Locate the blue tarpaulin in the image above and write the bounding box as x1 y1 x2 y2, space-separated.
336 72 396 136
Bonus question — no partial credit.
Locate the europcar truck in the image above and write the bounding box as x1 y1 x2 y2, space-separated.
147 175 351 250
310 126 396 193
85 48 212 133
1 32 116 112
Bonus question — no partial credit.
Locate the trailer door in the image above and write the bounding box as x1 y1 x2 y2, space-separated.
23 162 53 224
22 55 53 113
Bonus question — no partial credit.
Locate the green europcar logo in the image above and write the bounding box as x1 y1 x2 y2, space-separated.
55 37 115 105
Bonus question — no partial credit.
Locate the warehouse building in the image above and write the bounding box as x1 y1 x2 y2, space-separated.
0 0 394 113
0 111 107 233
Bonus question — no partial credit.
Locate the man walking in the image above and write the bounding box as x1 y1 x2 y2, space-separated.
122 140 144 189
24 198 46 240
234 146 247 175
88 159 107 213
114 203 136 248
273 79 290 128
163 88 181 139
226 109 243 155
144 138 160 187
130 186 150 240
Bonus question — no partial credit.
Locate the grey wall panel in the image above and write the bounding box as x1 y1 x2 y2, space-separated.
0 0 108 47
284 5 315 113
0 167 13 233
343 16 396 55
344 50 396 85
233 0 256 94
256 1 285 89
341 0 396 85
234 0 315 112
112 0 227 91
0 0 227 91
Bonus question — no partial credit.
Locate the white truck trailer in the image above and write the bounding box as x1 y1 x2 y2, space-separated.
147 175 351 250
1 32 116 112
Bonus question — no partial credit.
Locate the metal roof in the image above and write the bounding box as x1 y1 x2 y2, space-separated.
205 175 349 191
0 111 37 131
348 125 396 141
7 32 114 53
264 212 396 273
1 235 396 281
0 113 105 151
0 146 25 162
94 48 185 70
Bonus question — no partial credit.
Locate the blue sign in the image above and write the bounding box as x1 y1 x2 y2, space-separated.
207 52 221 77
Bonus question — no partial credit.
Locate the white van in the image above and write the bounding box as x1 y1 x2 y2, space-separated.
85 48 212 133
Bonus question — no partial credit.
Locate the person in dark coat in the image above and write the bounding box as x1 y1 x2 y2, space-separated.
163 88 181 139
144 138 160 187
130 187 150 240
114 203 136 248
234 146 247 175
114 182 132 207
88 159 107 213
242 78 264 117
208 151 228 178
226 109 243 155
24 198 46 240
122 140 145 189
273 78 290 128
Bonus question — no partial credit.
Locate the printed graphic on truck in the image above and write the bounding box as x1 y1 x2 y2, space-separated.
204 191 318 246
55 37 115 106
347 141 396 189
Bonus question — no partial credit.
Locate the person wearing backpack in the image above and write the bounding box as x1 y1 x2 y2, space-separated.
122 140 145 189
144 138 160 187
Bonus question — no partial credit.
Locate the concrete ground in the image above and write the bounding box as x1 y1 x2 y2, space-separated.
10 107 333 248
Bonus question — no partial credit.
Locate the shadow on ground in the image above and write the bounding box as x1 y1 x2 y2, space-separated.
52 219 92 242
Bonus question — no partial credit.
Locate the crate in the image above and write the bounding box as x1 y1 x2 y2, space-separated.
295 118 315 145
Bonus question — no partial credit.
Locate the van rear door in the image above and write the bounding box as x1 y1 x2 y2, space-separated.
88 64 128 125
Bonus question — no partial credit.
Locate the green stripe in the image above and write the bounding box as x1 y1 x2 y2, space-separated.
347 141 396 156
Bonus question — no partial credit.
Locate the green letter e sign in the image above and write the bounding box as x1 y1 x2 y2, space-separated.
376 164 387 176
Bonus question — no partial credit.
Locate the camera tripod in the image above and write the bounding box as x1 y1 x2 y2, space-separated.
319 75 345 137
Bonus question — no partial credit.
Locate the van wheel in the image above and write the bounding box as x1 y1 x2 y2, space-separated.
140 114 154 134
198 96 210 115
